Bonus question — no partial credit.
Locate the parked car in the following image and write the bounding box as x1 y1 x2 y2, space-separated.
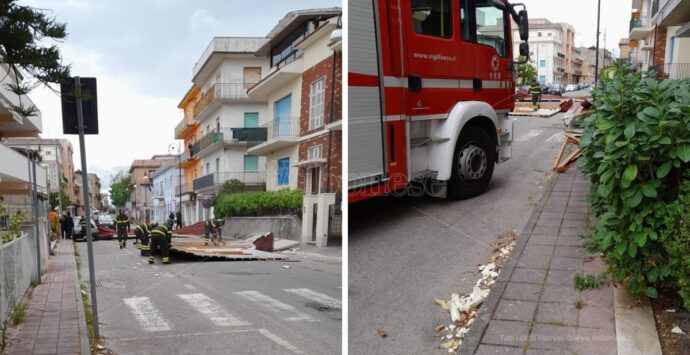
545 84 563 95
565 84 578 92
73 216 99 241
97 214 115 230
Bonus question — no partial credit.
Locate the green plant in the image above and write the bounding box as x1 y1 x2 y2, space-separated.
10 303 26 326
664 180 690 310
578 63 690 301
1 214 24 244
214 189 304 217
573 273 600 290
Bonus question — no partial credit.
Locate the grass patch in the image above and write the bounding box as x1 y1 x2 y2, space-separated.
574 273 600 290
544 321 566 327
10 303 27 326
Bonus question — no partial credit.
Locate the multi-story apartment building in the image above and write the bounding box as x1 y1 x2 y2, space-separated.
560 23 577 84
512 18 566 84
636 0 690 79
629 0 656 70
619 38 632 61
175 86 202 225
0 62 48 214
579 46 613 84
151 160 179 224
2 138 75 213
128 155 176 223
87 173 101 212
248 8 341 247
188 37 272 221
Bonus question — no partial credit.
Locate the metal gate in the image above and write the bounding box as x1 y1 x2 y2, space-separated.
311 203 318 243
327 198 342 246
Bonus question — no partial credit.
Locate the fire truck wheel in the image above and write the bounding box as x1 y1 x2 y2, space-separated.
448 125 495 200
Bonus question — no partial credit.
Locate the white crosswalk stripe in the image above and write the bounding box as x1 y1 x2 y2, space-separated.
234 291 316 322
178 293 250 327
515 129 543 142
123 296 171 332
284 288 341 310
545 132 563 143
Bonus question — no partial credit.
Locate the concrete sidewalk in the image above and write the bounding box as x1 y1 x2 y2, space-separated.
5 240 90 355
461 169 617 354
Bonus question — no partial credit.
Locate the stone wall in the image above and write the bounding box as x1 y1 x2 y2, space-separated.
221 216 302 241
0 223 49 325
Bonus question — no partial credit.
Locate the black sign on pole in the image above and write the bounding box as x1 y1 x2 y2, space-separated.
61 77 99 135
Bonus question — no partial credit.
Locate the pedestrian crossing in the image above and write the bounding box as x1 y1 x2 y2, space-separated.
122 288 340 333
514 129 565 144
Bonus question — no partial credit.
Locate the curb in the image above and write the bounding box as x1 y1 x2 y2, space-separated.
614 285 663 355
71 242 92 355
459 173 559 355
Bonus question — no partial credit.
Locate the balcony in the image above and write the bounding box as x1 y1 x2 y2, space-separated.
247 58 304 101
196 127 268 157
0 66 42 137
629 15 653 40
665 63 690 80
247 118 300 156
174 115 197 139
656 0 690 26
193 171 266 191
175 182 191 196
192 83 261 122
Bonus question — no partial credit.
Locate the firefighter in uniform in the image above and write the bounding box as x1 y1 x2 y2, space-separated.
205 218 224 245
149 219 173 264
530 78 542 110
114 209 130 249
78 215 88 240
134 223 151 256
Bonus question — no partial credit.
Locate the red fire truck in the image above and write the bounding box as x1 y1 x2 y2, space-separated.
349 0 529 202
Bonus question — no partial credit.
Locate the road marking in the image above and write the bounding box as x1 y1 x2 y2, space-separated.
177 293 250 327
152 265 160 270
515 129 543 142
123 297 171 332
258 329 303 354
284 288 341 310
234 291 316 322
183 284 196 290
546 132 563 143
118 328 258 341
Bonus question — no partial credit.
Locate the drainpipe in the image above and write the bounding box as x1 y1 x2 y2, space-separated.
326 51 337 194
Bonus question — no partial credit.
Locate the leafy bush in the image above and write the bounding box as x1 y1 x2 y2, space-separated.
214 189 303 217
665 181 690 310
578 64 690 304
1 214 24 244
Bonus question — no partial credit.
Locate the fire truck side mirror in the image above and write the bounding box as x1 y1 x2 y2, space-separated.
519 43 529 59
518 10 529 41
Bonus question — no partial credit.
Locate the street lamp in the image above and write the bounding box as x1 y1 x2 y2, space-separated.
168 142 182 226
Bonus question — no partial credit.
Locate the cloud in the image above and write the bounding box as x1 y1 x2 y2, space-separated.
189 9 222 31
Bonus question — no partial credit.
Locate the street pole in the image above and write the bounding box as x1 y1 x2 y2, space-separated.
178 142 181 222
75 76 100 339
595 0 601 83
28 146 40 284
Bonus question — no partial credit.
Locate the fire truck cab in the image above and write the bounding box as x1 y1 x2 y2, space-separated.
349 0 529 202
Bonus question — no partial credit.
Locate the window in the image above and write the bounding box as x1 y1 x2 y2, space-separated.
539 60 546 68
244 112 258 128
215 158 220 175
411 0 452 38
538 32 542 37
474 2 507 56
308 145 322 160
277 158 289 186
205 163 210 176
244 155 258 171
539 75 546 83
309 78 325 130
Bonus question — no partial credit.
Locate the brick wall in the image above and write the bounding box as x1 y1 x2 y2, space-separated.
299 52 342 136
297 131 342 194
653 25 667 75
297 49 342 196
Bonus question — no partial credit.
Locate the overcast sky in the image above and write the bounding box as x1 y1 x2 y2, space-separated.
22 0 340 190
517 0 633 54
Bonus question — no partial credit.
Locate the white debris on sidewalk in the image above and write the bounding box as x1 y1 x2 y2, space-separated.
671 326 685 335
435 230 518 352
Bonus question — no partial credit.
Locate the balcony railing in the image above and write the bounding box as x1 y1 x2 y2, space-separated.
665 63 690 80
652 0 659 16
197 127 268 153
265 118 300 140
192 83 261 119
193 171 266 190
175 182 190 196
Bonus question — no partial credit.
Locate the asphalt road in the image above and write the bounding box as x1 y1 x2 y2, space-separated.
76 240 341 355
348 114 567 355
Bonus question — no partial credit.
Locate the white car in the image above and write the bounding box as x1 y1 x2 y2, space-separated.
73 216 99 241
565 84 578 92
